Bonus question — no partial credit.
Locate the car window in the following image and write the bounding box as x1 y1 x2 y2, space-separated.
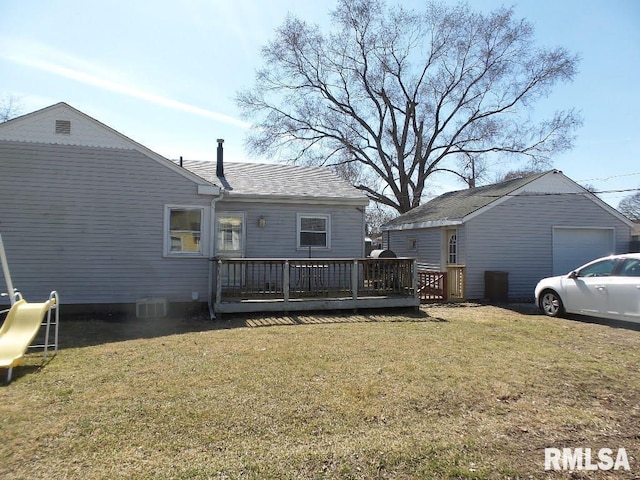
576 259 617 277
619 258 640 277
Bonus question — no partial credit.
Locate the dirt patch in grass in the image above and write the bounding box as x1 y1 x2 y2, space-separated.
1 304 640 479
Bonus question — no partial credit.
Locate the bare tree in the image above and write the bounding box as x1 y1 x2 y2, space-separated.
618 191 640 222
0 95 21 123
365 203 396 236
237 0 581 214
455 152 489 188
581 183 598 194
498 168 600 196
498 167 546 182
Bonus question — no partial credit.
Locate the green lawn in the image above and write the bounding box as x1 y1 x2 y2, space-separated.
1 304 639 479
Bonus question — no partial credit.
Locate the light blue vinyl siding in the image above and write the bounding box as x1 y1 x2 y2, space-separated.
0 141 213 305
384 227 441 268
386 193 631 300
217 202 365 259
1 142 367 307
464 194 631 299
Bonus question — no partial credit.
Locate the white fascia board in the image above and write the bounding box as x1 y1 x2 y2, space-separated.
573 187 636 227
381 218 463 231
548 172 635 226
75 106 221 189
461 170 636 228
136 148 220 189
460 171 562 224
197 184 221 195
221 193 369 207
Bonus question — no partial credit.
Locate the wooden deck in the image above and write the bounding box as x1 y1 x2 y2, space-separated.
213 258 420 314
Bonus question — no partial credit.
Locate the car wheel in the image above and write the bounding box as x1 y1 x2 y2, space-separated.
540 290 564 317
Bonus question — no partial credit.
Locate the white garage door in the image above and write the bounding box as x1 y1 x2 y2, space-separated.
552 227 615 275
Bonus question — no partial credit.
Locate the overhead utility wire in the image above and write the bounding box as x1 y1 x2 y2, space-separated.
578 172 640 183
455 187 640 199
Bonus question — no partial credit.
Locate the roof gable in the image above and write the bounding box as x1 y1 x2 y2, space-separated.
384 172 547 228
180 159 369 205
0 102 138 149
0 103 218 192
383 170 634 230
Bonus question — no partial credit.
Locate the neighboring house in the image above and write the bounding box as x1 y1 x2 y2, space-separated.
0 103 369 313
631 223 640 253
381 170 635 301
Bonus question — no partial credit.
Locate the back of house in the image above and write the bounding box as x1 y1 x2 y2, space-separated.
0 103 368 315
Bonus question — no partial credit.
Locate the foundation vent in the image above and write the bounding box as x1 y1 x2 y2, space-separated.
136 298 168 318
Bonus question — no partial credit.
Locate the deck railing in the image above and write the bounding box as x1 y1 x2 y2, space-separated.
416 266 466 302
214 257 418 314
417 270 447 302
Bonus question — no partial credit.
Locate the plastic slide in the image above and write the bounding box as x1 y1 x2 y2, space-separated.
0 298 55 382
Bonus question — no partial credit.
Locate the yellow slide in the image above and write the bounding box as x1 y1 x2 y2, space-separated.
0 298 55 382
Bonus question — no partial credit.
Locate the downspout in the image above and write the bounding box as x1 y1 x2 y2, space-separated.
208 138 227 319
208 191 224 320
360 206 367 258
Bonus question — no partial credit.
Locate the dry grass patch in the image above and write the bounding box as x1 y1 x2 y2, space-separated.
1 305 639 479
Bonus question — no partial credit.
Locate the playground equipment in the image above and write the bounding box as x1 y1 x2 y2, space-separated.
0 234 59 383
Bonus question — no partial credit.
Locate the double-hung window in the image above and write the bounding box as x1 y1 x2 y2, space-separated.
297 214 330 250
164 206 206 256
216 214 244 257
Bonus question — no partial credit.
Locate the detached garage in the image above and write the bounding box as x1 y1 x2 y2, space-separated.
382 170 634 301
552 227 615 275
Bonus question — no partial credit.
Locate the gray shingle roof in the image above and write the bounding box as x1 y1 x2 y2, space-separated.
180 160 368 203
384 171 550 228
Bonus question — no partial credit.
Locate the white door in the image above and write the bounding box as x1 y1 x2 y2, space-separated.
552 227 614 275
443 228 464 300
216 214 245 286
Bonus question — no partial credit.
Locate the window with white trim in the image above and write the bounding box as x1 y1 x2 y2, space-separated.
448 233 457 264
164 206 205 256
297 214 330 249
216 214 244 256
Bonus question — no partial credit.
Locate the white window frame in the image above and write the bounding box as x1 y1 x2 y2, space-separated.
447 232 457 265
297 213 331 250
215 212 246 258
163 205 209 257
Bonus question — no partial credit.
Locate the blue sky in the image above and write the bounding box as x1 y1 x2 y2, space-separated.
1 0 639 209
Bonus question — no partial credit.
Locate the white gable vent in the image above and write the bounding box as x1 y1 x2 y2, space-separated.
55 119 71 135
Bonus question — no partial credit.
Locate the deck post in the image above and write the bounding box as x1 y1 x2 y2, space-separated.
216 260 223 310
444 272 449 301
352 259 359 313
283 260 290 311
412 259 419 310
351 260 359 301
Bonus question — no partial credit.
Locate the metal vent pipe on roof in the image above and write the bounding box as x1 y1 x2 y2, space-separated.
216 139 224 177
